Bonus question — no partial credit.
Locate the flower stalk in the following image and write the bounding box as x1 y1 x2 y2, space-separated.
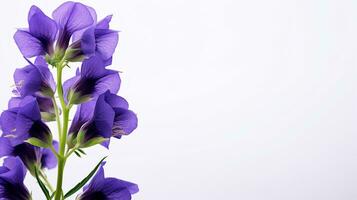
0 2 139 199
54 60 71 200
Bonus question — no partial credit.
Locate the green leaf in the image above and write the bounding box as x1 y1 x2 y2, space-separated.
64 156 107 198
80 137 108 148
77 148 86 155
74 151 81 158
26 137 50 148
35 168 51 200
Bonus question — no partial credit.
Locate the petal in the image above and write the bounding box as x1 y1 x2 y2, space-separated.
13 65 42 96
95 72 121 95
0 157 26 183
52 2 94 34
8 97 22 109
24 57 56 95
113 108 138 137
36 96 55 113
95 29 119 60
0 137 14 157
41 141 58 169
28 6 57 53
92 95 115 138
69 100 95 135
63 75 80 103
104 91 129 109
0 110 18 134
14 30 45 57
96 15 113 29
72 6 97 42
81 27 96 56
34 56 47 66
12 143 40 173
81 56 106 78
18 97 41 121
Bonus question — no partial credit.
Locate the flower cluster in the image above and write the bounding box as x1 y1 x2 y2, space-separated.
0 2 138 200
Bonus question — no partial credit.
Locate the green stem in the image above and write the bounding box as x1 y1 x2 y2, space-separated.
52 98 62 139
54 61 71 200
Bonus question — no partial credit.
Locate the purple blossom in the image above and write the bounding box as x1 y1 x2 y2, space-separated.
52 1 95 50
68 91 137 148
0 96 52 146
0 138 58 174
9 95 56 122
0 157 31 200
68 15 119 64
13 57 56 98
63 55 120 104
78 163 138 200
14 5 57 58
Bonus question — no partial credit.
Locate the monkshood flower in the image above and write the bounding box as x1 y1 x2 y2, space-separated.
0 137 58 174
9 95 56 122
0 157 31 200
0 96 52 146
13 56 56 98
63 55 120 104
77 163 138 200
68 91 137 148
14 5 57 58
67 15 119 64
52 1 95 52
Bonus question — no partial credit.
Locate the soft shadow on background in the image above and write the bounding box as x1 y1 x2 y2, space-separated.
0 0 356 199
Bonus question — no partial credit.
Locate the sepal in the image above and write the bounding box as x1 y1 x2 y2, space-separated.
26 137 51 148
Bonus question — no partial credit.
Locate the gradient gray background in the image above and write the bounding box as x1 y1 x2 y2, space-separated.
0 0 356 199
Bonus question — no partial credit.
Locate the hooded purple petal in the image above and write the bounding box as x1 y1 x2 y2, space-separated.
13 58 55 97
66 56 120 104
9 95 55 122
68 15 119 63
27 6 57 54
0 109 31 146
14 6 57 58
53 1 94 49
78 163 138 200
79 94 115 146
0 137 57 173
1 96 52 145
102 91 138 138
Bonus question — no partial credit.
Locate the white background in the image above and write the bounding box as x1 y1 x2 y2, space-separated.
0 0 356 199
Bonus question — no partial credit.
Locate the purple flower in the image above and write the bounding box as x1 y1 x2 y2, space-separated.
68 15 119 64
0 138 58 174
68 91 137 148
14 5 57 58
9 95 56 122
63 56 120 104
13 57 56 98
0 96 52 146
52 1 95 50
0 157 31 200
77 163 138 200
